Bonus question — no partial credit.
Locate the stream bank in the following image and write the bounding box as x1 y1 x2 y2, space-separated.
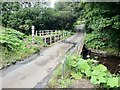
82 45 120 74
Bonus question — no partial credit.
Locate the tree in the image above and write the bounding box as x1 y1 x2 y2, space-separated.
82 2 120 51
1 2 20 27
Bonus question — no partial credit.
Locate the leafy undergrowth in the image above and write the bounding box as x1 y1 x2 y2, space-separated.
85 32 120 56
0 28 42 68
48 55 120 88
47 64 74 88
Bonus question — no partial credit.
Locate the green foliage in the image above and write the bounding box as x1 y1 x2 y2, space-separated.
4 28 26 39
0 28 25 51
82 2 120 53
42 43 49 47
1 28 40 67
85 32 120 55
1 2 20 27
71 72 82 80
34 36 43 44
1 2 81 34
66 55 120 88
107 77 119 88
59 79 72 88
85 33 106 49
27 36 43 45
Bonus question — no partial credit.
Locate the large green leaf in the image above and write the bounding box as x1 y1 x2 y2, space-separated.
92 70 100 76
90 76 99 84
93 64 107 72
77 60 90 71
107 77 119 87
97 76 106 83
85 69 92 77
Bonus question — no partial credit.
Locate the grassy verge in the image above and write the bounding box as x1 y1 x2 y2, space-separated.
48 64 74 88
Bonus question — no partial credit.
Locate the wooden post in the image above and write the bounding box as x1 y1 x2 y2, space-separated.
42 30 44 36
59 35 60 40
31 25 35 44
41 31 42 36
39 31 41 36
54 35 56 42
59 30 60 34
50 36 52 45
44 37 46 44
63 33 64 38
49 30 51 35
42 31 44 36
48 30 50 35
40 31 41 36
47 30 49 35
36 31 37 36
60 34 62 40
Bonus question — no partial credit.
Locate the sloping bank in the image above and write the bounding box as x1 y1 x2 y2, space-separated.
84 33 120 57
83 33 120 74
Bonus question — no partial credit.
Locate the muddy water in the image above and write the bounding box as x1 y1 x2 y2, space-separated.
90 52 120 74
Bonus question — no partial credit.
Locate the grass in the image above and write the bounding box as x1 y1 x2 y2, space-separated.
47 64 74 88
48 64 62 88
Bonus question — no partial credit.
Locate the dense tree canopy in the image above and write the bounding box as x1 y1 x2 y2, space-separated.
82 2 120 54
1 2 82 35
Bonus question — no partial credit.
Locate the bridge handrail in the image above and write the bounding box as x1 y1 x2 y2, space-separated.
61 33 86 78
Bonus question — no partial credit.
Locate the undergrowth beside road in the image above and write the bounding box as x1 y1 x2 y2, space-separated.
85 32 120 56
48 54 120 88
0 28 41 68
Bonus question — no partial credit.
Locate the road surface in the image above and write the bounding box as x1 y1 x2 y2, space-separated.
1 32 84 88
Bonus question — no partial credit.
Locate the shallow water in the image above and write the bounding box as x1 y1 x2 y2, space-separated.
90 52 120 74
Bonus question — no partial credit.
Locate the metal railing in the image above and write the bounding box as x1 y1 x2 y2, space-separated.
61 33 86 78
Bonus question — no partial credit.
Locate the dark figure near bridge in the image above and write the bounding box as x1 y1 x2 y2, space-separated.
82 45 91 59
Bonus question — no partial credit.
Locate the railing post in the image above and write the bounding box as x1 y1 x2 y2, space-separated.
62 56 66 79
36 31 37 36
50 36 52 45
31 25 35 44
39 31 41 36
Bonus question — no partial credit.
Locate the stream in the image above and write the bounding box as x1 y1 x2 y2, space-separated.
82 45 120 74
90 52 120 74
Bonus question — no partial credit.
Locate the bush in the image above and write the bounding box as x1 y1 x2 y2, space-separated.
85 32 107 49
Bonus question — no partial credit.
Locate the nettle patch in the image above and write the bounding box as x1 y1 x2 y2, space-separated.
66 55 119 88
